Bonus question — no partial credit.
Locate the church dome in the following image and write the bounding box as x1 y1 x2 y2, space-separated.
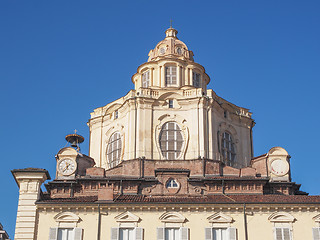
147 27 194 62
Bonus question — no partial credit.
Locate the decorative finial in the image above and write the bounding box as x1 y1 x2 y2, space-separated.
65 131 84 151
170 19 173 28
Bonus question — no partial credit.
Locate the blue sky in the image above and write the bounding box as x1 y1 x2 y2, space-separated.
1 0 319 237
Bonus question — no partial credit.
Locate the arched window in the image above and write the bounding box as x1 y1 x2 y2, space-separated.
107 132 122 168
159 122 183 159
166 179 179 188
221 132 236 166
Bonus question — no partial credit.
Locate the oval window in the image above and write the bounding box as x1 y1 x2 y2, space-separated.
159 122 183 159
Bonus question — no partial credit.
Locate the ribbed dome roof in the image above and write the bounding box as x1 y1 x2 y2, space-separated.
147 28 194 62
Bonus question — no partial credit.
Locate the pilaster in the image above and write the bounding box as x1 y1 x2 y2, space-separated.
12 168 50 240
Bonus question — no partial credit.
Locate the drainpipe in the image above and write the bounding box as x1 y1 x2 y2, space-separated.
120 180 123 195
243 203 249 240
70 183 74 198
202 157 206 177
97 204 101 240
222 180 225 194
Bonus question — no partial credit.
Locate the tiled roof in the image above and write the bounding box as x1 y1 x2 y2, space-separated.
115 194 320 204
37 194 320 204
39 195 98 203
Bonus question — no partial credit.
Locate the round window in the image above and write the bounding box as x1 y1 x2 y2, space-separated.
159 47 166 55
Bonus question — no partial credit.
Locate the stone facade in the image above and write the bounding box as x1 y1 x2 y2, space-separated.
12 27 320 240
0 223 10 240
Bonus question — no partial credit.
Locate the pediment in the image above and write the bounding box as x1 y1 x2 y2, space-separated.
268 147 289 156
268 212 295 223
54 212 80 223
57 147 77 156
115 211 140 222
159 212 186 223
313 214 320 223
207 212 233 223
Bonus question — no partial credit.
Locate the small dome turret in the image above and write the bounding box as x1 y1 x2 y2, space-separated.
132 27 210 91
148 27 194 62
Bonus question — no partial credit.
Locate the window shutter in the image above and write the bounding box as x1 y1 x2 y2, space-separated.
227 227 237 240
49 228 58 240
135 227 144 240
157 227 165 240
275 228 282 240
111 227 119 240
283 228 291 240
74 228 83 240
313 228 320 240
180 227 189 240
205 228 212 240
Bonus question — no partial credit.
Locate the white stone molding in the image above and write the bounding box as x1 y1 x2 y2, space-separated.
155 114 189 160
54 212 81 228
207 212 233 228
115 211 140 228
313 214 320 227
104 103 122 116
268 212 295 229
159 212 187 227
268 147 289 156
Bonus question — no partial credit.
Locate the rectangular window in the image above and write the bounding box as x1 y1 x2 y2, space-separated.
212 228 227 240
169 100 174 108
274 228 291 240
165 66 177 86
157 227 188 240
58 228 74 240
120 228 134 240
165 228 180 240
111 227 143 240
142 71 150 88
49 228 82 240
205 227 236 240
192 72 201 87
115 110 118 119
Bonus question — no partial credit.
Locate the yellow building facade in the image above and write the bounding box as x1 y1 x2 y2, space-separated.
12 27 320 240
